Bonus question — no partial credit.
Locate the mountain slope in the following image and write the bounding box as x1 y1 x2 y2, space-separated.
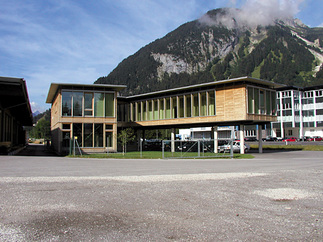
95 8 323 95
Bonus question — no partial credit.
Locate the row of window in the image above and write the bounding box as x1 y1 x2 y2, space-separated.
125 90 216 122
277 109 323 117
62 123 114 148
61 91 115 117
248 87 276 115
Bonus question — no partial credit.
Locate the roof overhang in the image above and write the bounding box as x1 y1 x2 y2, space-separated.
122 76 285 100
46 83 127 104
0 76 33 126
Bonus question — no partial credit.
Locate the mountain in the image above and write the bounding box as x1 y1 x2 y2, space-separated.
32 111 41 117
95 8 323 96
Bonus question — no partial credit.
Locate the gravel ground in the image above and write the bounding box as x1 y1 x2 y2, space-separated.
0 151 322 241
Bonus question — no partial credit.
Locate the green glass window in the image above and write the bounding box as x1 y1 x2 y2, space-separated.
179 96 184 118
84 93 93 116
62 91 72 116
248 87 254 114
192 93 199 117
254 89 259 114
159 99 164 119
260 90 265 114
200 92 206 116
185 95 191 117
137 102 142 121
271 91 276 115
94 93 104 117
148 100 153 120
172 97 177 118
165 98 171 119
153 100 158 120
208 91 215 116
266 90 271 115
143 102 147 121
94 124 103 147
105 93 114 117
73 92 83 116
84 123 93 147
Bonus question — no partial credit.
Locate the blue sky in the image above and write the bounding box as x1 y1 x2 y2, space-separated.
0 0 322 112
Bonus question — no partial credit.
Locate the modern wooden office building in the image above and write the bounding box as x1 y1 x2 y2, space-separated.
47 77 282 154
0 77 33 154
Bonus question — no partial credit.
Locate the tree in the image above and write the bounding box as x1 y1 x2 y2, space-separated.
118 128 136 154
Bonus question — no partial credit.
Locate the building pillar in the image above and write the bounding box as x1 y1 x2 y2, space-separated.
212 126 218 153
258 125 263 154
239 124 245 154
171 128 175 153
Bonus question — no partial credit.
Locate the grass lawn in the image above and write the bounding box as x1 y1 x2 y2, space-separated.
68 151 254 159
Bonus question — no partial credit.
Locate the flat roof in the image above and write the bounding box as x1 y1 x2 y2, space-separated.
122 76 285 100
46 83 127 103
0 76 33 126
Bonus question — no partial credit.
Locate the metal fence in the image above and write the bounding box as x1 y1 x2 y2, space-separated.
162 139 233 159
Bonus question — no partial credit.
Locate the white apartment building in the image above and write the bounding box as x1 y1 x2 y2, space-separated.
272 85 323 139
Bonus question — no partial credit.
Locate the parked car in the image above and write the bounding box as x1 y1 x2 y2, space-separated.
244 137 258 142
308 136 323 141
283 137 298 142
218 141 250 153
262 136 277 142
299 136 311 141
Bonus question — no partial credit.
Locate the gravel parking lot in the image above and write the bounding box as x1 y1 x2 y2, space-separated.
0 149 322 241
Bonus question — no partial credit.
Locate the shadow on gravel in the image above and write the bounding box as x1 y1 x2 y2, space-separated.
16 144 58 156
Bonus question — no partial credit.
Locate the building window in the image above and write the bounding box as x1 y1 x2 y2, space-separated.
179 96 184 118
84 123 93 147
192 93 199 117
208 91 215 116
94 93 104 117
159 99 164 120
84 93 93 116
186 94 191 117
200 92 207 116
94 124 103 147
62 91 72 116
72 123 82 147
73 92 83 116
105 93 114 117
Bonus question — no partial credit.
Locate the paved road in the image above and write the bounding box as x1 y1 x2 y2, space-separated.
0 150 322 241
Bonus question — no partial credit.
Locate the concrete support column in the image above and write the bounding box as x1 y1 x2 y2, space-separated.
171 128 175 153
239 124 245 154
212 126 218 153
258 125 263 154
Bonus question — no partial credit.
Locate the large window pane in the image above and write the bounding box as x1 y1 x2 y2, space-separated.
165 98 171 119
179 96 184 118
105 93 114 117
153 100 158 120
254 89 259 114
148 100 153 120
159 99 164 119
84 93 93 116
62 91 72 116
94 93 104 117
200 92 206 116
84 123 93 147
192 94 199 117
137 102 142 121
94 124 103 147
143 102 147 121
271 91 276 115
260 90 265 114
106 132 113 147
208 91 215 116
73 92 83 116
72 123 82 147
172 97 177 118
266 90 271 115
185 95 191 117
248 87 254 114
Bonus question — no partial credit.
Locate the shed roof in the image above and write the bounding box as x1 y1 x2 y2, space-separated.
46 83 127 103
0 76 33 126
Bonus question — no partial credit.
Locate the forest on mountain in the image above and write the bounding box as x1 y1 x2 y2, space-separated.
95 8 323 96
